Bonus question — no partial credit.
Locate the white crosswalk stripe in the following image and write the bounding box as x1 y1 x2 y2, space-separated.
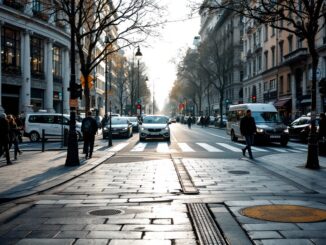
196 143 223 152
108 143 129 152
178 143 195 152
265 147 288 153
216 143 241 152
287 149 302 153
157 142 170 152
131 143 147 152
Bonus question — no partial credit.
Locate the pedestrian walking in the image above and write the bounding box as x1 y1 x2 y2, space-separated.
205 116 210 127
200 116 205 128
7 115 22 160
240 109 257 159
187 115 192 129
15 115 24 143
81 111 98 159
0 113 12 165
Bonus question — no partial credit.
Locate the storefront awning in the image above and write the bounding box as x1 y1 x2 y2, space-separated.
274 98 291 108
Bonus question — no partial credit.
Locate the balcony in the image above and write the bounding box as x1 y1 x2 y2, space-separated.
33 9 49 22
3 0 24 11
282 48 308 66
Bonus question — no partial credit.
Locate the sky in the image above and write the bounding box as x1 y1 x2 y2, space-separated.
141 0 201 111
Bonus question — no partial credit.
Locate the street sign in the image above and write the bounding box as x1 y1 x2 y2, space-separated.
69 99 78 107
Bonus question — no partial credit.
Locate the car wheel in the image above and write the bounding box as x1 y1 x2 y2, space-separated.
30 131 40 142
281 139 288 146
166 137 170 142
231 130 238 142
139 137 145 142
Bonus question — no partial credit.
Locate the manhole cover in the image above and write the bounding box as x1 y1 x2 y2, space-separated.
240 205 326 223
228 170 249 175
89 209 123 216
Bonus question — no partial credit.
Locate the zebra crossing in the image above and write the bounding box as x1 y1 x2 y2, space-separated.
106 141 308 154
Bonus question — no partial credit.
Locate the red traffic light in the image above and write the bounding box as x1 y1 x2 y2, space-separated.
136 104 141 110
252 96 257 103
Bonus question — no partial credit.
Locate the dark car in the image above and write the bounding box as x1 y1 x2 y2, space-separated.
128 117 139 132
102 117 133 139
288 116 320 142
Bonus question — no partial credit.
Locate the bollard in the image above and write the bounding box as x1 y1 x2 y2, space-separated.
42 129 45 152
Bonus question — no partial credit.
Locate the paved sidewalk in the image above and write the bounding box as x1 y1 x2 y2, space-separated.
0 147 114 202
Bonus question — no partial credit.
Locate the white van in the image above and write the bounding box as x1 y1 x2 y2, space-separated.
226 103 289 146
24 113 83 142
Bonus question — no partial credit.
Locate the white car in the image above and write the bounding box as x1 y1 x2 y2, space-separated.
24 113 83 142
139 115 171 141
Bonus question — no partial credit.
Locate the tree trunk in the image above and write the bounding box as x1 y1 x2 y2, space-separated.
219 90 224 128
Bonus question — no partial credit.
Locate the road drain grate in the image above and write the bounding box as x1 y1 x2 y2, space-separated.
188 203 227 245
172 158 199 194
89 209 123 216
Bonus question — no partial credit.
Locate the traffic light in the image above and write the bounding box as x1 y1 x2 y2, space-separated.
225 99 229 104
252 95 257 103
136 103 141 110
68 83 83 99
319 78 326 96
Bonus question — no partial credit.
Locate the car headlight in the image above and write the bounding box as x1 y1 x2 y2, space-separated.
123 127 128 131
140 127 145 131
284 128 289 133
256 128 264 133
165 126 169 131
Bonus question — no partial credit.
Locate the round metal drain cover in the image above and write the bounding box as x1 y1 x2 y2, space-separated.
228 170 249 175
89 209 123 216
240 205 326 223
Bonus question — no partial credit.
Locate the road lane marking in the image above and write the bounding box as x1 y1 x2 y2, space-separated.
108 142 129 152
157 142 170 152
216 143 241 152
178 143 195 152
206 132 228 139
196 143 223 152
131 142 147 152
234 143 268 152
287 149 302 153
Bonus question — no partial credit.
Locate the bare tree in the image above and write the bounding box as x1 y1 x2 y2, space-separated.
49 0 163 113
114 54 128 115
198 37 234 127
196 0 325 168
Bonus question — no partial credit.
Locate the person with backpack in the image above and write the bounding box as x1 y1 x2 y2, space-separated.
81 111 98 159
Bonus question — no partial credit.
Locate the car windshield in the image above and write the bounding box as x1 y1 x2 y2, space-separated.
252 112 282 123
143 116 168 124
110 117 128 125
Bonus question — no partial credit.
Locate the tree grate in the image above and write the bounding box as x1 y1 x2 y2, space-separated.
89 209 123 216
188 203 228 245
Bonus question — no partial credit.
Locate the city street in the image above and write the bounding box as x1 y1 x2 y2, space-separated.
0 123 326 244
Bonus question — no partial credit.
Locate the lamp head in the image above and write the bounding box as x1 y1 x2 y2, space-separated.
135 46 142 58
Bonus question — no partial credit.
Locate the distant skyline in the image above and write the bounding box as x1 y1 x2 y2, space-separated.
141 0 201 111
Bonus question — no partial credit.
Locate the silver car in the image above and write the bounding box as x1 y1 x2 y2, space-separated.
139 115 171 141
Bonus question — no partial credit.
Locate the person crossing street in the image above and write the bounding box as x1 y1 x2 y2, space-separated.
81 111 98 159
240 109 257 159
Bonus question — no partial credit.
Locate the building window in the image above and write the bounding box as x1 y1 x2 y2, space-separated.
264 24 268 41
296 36 302 49
288 35 293 52
271 46 275 67
271 27 275 36
258 53 262 71
287 73 291 93
30 36 44 78
264 51 268 70
53 46 62 81
270 79 276 90
279 76 284 95
259 83 262 95
264 81 268 92
279 41 284 63
1 26 21 74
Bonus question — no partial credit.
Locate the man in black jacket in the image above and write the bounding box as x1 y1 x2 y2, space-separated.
0 113 12 165
81 111 98 159
240 109 257 159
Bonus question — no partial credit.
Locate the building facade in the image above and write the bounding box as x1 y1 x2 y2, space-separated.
0 0 71 116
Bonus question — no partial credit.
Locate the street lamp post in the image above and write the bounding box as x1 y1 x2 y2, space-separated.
105 36 113 147
65 0 80 166
135 46 142 117
152 79 155 115
108 57 113 147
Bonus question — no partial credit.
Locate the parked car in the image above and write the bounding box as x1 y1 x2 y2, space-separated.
227 103 289 146
24 113 83 142
95 115 103 129
128 116 140 132
102 117 133 139
215 115 227 127
139 115 170 141
288 116 320 142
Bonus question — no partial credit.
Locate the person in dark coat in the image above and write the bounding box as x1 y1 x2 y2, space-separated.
81 111 98 159
187 115 192 129
7 115 22 160
0 113 12 165
200 116 205 128
240 109 257 159
319 113 326 139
